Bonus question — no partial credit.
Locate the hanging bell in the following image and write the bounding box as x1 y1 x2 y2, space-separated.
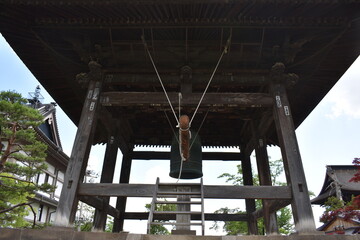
169 132 203 179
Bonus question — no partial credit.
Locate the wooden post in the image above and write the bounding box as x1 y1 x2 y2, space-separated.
251 122 279 235
269 63 316 233
113 148 133 232
176 187 191 231
93 134 119 231
54 61 103 226
241 152 258 235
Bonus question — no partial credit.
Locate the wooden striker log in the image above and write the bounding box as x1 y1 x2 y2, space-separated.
179 115 190 162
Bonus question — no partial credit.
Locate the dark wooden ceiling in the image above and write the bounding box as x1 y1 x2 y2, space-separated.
1 0 359 148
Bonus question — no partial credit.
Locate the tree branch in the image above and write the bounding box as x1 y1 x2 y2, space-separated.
0 201 34 214
0 174 36 186
0 201 39 228
27 203 37 228
9 149 21 155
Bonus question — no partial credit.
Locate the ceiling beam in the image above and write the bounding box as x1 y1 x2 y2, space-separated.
103 73 268 87
100 92 273 108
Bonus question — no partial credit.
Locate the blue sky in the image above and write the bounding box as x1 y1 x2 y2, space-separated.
1 33 359 234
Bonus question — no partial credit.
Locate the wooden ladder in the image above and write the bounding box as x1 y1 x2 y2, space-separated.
147 177 205 235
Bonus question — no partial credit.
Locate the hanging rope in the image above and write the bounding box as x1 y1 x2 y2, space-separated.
189 34 232 126
178 93 182 123
142 33 232 182
142 35 179 125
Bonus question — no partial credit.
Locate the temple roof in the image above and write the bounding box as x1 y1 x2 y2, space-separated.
29 100 69 167
311 165 360 205
1 1 359 148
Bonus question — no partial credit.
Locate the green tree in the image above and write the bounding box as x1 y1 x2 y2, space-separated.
0 90 52 228
212 159 294 235
74 202 94 232
105 216 114 232
74 171 99 231
145 200 177 234
211 207 248 235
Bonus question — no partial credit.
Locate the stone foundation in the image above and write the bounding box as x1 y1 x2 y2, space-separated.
0 228 357 240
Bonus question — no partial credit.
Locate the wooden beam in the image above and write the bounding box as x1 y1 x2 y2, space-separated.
123 212 248 221
244 110 273 156
78 183 292 199
100 92 273 108
251 122 278 234
93 133 120 231
241 152 258 235
253 199 291 220
103 73 268 87
132 151 241 161
98 109 133 154
79 196 119 219
113 149 133 232
81 195 289 222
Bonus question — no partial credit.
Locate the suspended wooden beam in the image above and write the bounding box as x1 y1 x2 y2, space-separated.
78 183 292 199
132 151 241 161
101 92 273 108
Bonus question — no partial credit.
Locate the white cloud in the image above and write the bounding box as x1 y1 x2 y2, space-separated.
325 56 360 119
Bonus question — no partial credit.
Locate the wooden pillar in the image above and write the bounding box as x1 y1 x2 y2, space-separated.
241 152 258 235
113 148 133 232
251 122 279 235
54 61 103 226
93 134 120 231
269 63 316 234
176 187 191 231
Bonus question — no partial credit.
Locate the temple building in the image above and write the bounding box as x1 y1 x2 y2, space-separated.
25 88 69 224
312 165 360 235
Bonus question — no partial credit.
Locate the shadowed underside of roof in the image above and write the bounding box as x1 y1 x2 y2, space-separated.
1 1 359 147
